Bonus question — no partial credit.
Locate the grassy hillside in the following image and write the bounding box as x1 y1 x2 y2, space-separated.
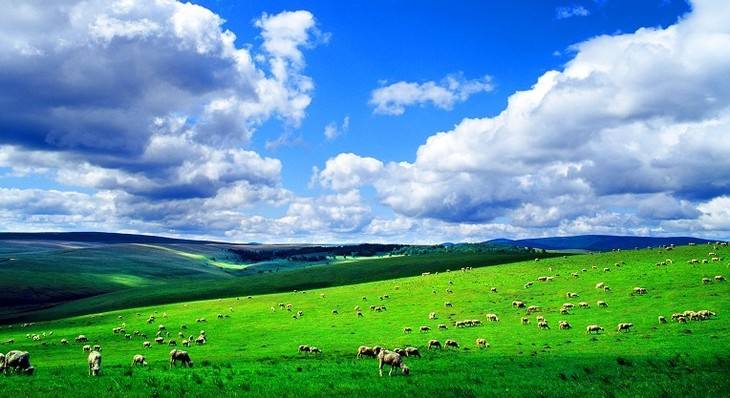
1 251 556 323
0 244 727 397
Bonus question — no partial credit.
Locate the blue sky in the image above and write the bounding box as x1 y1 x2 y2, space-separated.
0 0 728 243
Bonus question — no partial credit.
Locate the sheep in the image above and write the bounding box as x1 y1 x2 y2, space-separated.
536 315 545 322
603 267 610 272
181 339 190 347
332 309 339 315
715 275 726 282
169 349 193 368
168 340 177 346
560 308 570 315
60 339 68 345
427 340 442 349
155 337 164 344
524 282 534 288
195 335 206 345
88 351 102 376
485 313 499 322
356 346 382 358
490 287 497 292
559 321 571 330
438 323 448 330
527 306 540 313
677 316 688 323
444 339 459 349
476 338 489 348
566 292 579 298
597 300 608 308
702 277 712 284
633 287 647 295
579 302 590 309
75 335 88 343
131 354 147 367
617 323 634 332
82 345 91 352
299 344 310 353
444 301 453 308
309 347 321 354
403 327 412 334
143 341 151 348
537 321 550 330
512 300 526 308
420 326 431 332
377 350 409 376
562 303 575 309
521 317 530 325
3 350 34 375
404 347 421 358
658 316 667 324
595 282 605 289
92 344 102 352
586 325 604 334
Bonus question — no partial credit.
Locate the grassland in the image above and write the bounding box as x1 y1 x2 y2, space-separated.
3 250 555 323
0 244 728 397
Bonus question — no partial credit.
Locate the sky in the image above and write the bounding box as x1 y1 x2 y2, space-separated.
0 0 728 243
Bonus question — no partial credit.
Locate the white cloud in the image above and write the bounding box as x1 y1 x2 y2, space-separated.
323 116 350 140
556 5 590 19
319 0 730 237
369 73 493 115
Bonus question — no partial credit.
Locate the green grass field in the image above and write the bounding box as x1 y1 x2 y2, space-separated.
0 244 728 397
2 250 554 323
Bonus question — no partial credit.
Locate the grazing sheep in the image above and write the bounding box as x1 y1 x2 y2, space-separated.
155 337 164 344
60 339 68 345
92 344 101 352
3 350 34 375
586 325 604 334
168 340 177 346
403 327 412 334
444 301 452 307
404 347 421 358
537 321 550 330
131 354 147 367
427 340 442 349
143 341 151 348
491 287 497 292
521 317 530 325
428 312 438 320
444 339 459 349
82 345 91 352
633 287 647 295
356 346 382 358
677 316 688 323
566 292 579 298
562 303 575 309
485 313 499 322
299 344 310 353
524 282 534 288
560 308 569 315
476 338 489 348
658 316 667 324
88 351 102 376
420 326 431 332
332 309 338 315
181 339 190 347
579 302 590 309
527 306 540 313
715 275 726 282
595 282 605 289
512 301 526 308
377 350 409 377
598 300 608 308
617 323 634 332
195 335 206 345
536 315 545 322
559 321 571 330
169 349 193 368
702 278 712 284
438 323 448 330
75 335 88 343
309 347 321 354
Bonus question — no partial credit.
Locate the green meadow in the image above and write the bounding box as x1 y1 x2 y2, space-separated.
0 244 728 397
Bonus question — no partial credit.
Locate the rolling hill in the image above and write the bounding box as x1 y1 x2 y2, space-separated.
0 243 727 397
487 235 714 251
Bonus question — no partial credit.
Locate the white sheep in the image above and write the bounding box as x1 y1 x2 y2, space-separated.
88 351 102 376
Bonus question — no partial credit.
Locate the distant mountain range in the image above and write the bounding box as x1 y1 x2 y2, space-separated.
486 235 716 251
0 232 217 244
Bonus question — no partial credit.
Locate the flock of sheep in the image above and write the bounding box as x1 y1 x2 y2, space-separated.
0 242 726 378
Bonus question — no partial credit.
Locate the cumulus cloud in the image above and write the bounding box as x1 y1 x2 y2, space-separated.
323 116 349 140
319 0 730 237
0 1 327 235
369 73 493 115
556 5 590 19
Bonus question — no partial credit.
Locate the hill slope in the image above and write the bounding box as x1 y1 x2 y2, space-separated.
0 243 727 397
488 235 714 251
